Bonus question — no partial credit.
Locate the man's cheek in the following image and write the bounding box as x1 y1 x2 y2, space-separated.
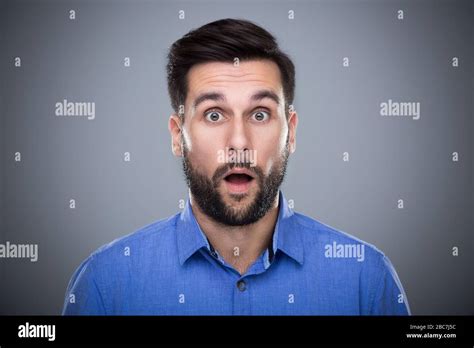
190 146 218 174
255 151 276 174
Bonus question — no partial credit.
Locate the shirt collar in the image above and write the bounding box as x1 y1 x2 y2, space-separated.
272 191 304 265
175 190 304 266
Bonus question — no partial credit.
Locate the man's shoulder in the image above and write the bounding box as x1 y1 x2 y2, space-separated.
89 213 180 261
292 211 386 264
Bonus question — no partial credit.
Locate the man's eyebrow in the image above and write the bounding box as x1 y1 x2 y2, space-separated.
193 92 226 109
192 89 281 109
250 90 280 106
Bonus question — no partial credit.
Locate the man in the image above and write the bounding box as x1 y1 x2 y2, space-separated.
63 18 410 315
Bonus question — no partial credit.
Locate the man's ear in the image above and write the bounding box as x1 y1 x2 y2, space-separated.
288 111 298 154
168 114 183 157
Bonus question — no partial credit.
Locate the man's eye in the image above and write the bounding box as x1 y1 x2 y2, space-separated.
205 110 223 122
252 110 270 122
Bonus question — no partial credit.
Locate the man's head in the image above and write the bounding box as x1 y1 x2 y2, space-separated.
167 18 298 226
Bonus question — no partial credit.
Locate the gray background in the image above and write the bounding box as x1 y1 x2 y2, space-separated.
0 0 472 315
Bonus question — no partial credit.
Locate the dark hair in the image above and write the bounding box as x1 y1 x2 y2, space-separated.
166 18 295 118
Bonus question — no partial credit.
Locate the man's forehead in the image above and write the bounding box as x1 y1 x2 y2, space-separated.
187 60 283 100
189 59 281 79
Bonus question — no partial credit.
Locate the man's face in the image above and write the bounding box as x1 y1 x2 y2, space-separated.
169 59 298 226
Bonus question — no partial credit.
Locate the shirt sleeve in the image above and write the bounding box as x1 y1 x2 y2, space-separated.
368 254 411 315
62 254 107 315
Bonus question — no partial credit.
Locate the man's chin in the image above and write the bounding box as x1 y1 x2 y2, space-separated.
219 203 258 226
219 189 256 209
220 186 257 204
227 191 250 203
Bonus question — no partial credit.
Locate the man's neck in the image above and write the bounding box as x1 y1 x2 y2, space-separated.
189 194 280 275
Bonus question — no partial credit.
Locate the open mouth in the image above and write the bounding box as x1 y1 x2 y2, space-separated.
223 173 255 193
224 173 254 184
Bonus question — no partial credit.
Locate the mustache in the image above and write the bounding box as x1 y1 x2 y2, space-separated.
211 162 262 185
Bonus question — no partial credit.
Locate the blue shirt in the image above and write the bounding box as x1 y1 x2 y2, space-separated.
62 191 410 315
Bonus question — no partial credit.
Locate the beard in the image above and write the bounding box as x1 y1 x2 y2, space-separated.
182 137 290 227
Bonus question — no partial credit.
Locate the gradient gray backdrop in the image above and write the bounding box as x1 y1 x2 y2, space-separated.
0 0 473 314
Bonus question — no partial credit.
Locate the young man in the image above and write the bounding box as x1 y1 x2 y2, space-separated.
63 18 410 315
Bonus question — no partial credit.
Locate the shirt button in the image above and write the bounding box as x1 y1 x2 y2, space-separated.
237 280 246 292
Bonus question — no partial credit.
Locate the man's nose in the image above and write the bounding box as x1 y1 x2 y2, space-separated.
226 115 251 152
